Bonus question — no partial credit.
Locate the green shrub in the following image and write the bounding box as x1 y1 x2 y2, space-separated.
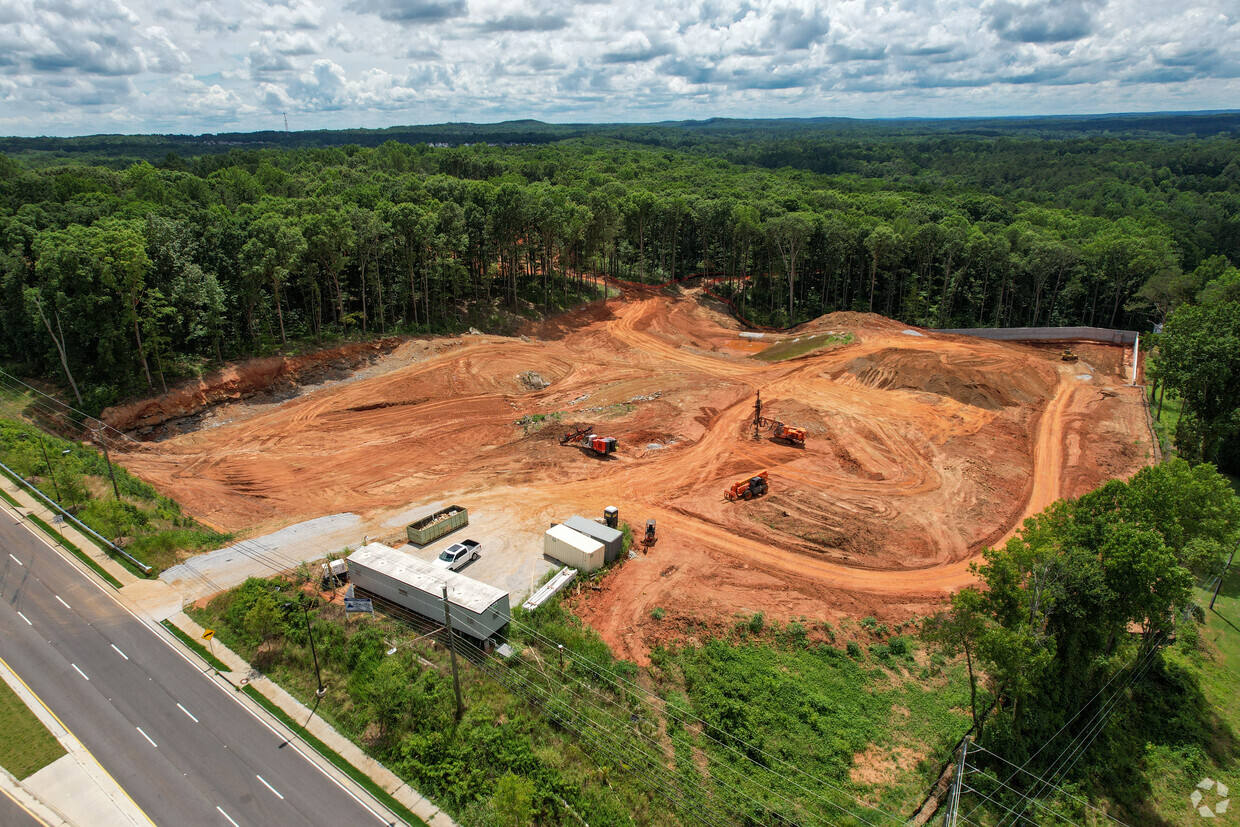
748 612 765 634
651 607 666 620
846 640 863 658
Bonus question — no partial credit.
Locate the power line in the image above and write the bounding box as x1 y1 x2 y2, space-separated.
0 369 136 445
366 595 743 826
470 644 831 827
965 765 1115 827
969 745 1132 827
505 614 904 826
368 593 822 826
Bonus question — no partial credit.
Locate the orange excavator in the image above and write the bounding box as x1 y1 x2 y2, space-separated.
725 470 769 501
560 425 618 457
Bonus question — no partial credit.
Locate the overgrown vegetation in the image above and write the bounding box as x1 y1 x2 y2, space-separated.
923 458 1240 825
189 578 975 826
0 415 230 573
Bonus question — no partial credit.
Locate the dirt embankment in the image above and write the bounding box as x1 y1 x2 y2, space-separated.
112 290 1153 662
102 338 406 437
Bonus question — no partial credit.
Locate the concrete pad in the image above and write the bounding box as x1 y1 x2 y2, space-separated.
24 756 143 827
161 513 362 599
119 579 182 621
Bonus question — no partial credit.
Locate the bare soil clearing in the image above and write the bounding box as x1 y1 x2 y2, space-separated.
111 289 1151 662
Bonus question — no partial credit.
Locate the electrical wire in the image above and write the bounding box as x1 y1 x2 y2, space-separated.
364 594 742 827
504 614 905 826
366 592 826 827
466 643 830 827
969 745 1132 827
965 765 1116 827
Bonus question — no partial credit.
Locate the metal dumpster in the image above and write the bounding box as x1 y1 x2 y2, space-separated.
406 505 469 545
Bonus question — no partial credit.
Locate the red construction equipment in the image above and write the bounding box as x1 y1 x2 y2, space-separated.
725 470 769 501
757 417 806 446
560 425 618 457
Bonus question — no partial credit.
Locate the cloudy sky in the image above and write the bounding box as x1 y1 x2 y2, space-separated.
1 0 1237 137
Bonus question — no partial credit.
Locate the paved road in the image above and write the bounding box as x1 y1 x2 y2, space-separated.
0 513 401 827
0 788 47 827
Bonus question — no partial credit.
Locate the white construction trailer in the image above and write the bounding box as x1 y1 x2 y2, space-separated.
346 542 510 642
544 523 604 573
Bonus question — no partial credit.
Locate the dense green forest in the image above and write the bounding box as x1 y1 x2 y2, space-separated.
4 115 1240 416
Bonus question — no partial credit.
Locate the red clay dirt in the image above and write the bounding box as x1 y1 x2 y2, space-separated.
110 290 1152 663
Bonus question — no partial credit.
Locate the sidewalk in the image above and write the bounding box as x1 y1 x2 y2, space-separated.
0 656 150 827
171 611 455 827
0 474 456 827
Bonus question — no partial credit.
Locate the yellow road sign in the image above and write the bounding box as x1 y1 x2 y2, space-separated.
202 630 215 641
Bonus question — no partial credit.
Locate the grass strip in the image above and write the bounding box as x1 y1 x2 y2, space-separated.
0 675 65 780
161 620 230 672
240 685 430 827
0 464 151 579
25 513 123 589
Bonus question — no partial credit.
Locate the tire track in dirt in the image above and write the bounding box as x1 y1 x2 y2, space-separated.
115 292 1150 658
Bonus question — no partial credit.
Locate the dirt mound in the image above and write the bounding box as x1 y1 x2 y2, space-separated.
797 311 906 335
114 290 1152 661
102 338 405 435
835 348 1057 410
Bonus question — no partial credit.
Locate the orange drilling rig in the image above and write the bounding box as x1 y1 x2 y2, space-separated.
752 392 806 446
758 418 806 446
560 425 618 457
725 470 769 501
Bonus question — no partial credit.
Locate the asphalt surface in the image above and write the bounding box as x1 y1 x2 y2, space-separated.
0 788 47 827
0 513 401 827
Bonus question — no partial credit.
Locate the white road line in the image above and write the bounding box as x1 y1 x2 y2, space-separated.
177 703 199 723
16 611 31 626
216 806 240 827
256 774 284 800
111 643 129 660
13 509 392 824
8 553 21 566
54 595 70 609
71 663 89 681
136 727 157 748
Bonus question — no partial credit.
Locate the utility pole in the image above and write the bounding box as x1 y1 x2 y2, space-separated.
93 420 121 500
286 598 326 698
1211 547 1236 611
441 584 464 721
944 736 969 827
20 433 60 502
283 112 289 133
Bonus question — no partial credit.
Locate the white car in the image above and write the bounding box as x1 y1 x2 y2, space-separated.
432 540 481 571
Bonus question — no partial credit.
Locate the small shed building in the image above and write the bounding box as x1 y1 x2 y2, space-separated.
543 524 604 573
346 543 509 641
563 515 623 563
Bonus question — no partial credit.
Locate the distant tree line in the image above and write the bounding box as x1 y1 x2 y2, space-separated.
1 122 1239 412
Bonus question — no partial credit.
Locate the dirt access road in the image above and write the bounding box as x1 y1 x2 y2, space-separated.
112 288 1152 661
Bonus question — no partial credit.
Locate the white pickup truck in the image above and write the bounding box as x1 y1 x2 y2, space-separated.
432 539 481 571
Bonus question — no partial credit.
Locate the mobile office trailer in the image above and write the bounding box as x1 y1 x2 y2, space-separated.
563 515 623 563
406 506 469 545
543 524 604 573
346 543 510 642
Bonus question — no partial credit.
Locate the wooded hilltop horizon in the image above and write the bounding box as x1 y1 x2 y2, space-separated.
3 111 1239 465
